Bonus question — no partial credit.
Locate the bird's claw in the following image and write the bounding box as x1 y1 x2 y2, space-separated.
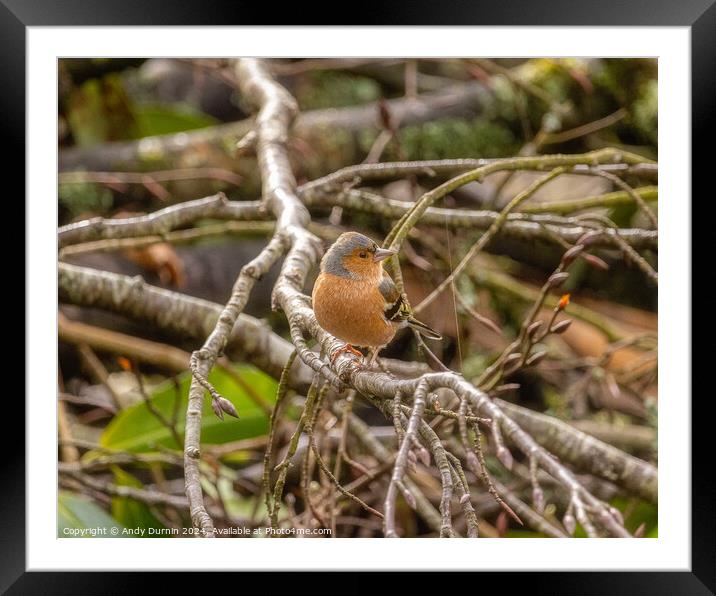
330 344 364 364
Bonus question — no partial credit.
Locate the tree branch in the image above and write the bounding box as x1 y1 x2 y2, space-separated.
59 262 655 510
59 61 655 538
59 81 496 185
59 170 657 252
301 187 657 251
58 193 264 248
496 399 657 503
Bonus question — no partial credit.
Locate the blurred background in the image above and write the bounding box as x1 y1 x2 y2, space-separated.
58 58 657 538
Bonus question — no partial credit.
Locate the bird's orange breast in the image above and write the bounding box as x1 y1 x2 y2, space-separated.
312 272 397 348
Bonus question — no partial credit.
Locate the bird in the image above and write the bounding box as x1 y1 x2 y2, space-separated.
312 231 442 367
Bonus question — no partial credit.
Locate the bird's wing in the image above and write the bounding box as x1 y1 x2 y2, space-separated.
379 273 411 323
379 272 443 340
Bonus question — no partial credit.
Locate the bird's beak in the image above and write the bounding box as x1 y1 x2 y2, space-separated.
373 247 397 262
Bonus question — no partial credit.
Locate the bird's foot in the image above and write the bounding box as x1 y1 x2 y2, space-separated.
365 347 386 370
330 343 364 365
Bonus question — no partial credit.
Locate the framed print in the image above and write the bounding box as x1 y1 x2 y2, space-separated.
10 0 710 590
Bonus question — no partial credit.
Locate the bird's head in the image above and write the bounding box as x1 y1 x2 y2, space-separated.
321 232 396 280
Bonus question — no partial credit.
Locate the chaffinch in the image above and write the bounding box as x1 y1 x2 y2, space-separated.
312 231 441 366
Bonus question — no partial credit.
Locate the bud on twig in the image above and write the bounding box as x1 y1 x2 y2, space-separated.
502 352 523 374
527 320 543 340
211 399 224 420
504 353 522 366
550 319 572 334
526 350 548 367
561 244 584 266
217 396 239 418
582 253 610 271
575 231 601 247
547 272 570 288
557 293 571 311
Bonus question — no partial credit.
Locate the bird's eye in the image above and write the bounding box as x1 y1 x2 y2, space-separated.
359 251 367 259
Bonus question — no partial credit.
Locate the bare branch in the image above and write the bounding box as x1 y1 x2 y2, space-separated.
496 399 657 503
414 166 568 313
59 60 655 538
384 380 428 537
302 187 657 251
59 81 495 177
58 193 264 248
59 263 654 509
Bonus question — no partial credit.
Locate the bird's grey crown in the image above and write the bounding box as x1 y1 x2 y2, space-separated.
321 232 377 278
335 232 376 253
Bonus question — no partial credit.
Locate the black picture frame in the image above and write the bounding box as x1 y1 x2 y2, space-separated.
10 0 709 591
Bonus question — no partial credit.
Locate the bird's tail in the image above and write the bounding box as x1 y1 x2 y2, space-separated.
408 317 442 340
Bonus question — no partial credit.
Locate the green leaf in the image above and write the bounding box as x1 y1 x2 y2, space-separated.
133 103 219 137
200 462 268 521
610 496 658 537
99 365 276 453
58 491 125 538
109 466 166 533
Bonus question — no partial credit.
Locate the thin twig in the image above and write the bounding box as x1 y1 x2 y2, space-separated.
384 382 427 537
413 167 567 314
